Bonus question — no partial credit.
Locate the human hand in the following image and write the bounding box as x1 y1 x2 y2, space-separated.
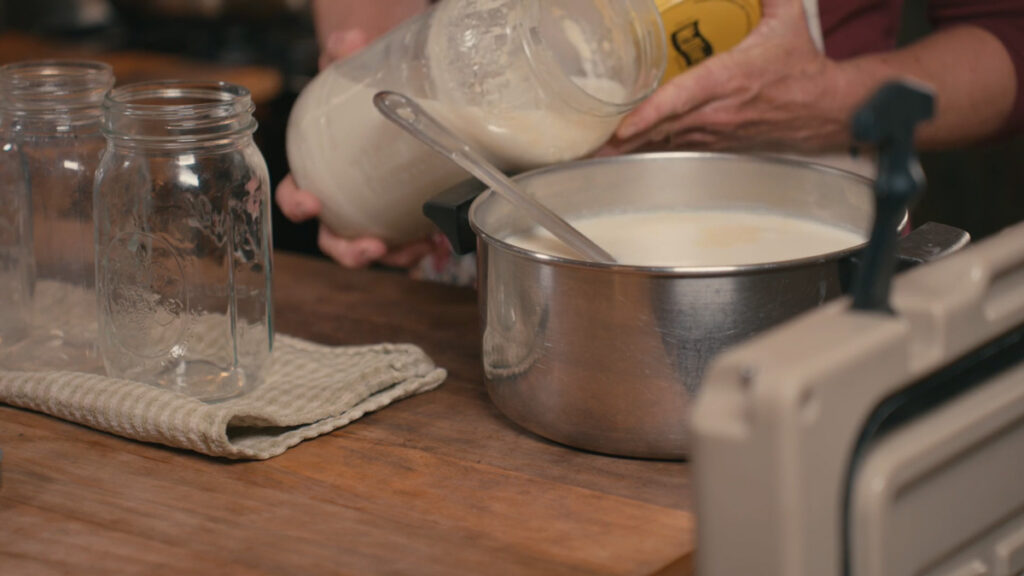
276 175 436 269
318 28 370 71
277 3 436 269
601 0 860 155
312 0 429 66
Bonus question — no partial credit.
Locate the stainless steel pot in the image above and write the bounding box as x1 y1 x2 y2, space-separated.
428 152 967 459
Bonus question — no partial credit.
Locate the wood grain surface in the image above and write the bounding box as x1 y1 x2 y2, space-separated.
0 252 694 576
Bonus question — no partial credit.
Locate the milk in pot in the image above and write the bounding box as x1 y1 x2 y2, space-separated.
506 210 867 267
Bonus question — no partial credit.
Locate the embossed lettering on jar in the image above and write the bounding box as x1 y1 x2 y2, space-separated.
94 81 273 401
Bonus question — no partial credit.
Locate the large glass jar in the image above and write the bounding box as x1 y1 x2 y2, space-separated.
0 101 32 351
94 81 273 402
0 60 113 373
286 0 667 244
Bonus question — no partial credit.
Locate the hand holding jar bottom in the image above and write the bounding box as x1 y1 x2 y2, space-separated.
279 0 664 275
276 3 437 270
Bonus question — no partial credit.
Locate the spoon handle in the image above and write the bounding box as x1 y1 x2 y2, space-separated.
373 91 617 264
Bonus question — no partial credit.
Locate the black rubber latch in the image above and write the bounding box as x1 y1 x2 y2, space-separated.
850 80 935 313
422 178 487 255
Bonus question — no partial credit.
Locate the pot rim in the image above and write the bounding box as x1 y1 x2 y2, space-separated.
469 151 904 277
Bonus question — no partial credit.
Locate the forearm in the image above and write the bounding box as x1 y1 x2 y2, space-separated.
311 0 430 48
831 25 1018 149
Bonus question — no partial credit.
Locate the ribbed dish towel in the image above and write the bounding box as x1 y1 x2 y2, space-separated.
0 335 446 460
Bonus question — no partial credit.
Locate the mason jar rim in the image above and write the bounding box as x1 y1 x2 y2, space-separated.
0 59 113 113
102 80 257 145
105 80 255 117
0 59 112 77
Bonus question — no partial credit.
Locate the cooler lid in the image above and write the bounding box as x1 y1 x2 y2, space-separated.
692 216 1024 576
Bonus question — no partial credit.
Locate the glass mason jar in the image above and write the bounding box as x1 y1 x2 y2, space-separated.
0 102 32 351
0 60 113 373
286 0 667 244
94 81 273 401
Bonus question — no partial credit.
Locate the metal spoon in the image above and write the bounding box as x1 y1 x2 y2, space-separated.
373 90 617 264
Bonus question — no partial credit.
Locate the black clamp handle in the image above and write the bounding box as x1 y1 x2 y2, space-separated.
851 80 935 313
422 178 488 255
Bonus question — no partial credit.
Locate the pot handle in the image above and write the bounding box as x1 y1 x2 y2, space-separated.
423 178 487 255
895 222 970 271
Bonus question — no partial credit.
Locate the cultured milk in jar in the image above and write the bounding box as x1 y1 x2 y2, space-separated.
286 0 667 244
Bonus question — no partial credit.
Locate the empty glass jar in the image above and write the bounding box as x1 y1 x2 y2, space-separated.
94 81 273 401
0 102 32 352
286 0 667 244
0 60 113 373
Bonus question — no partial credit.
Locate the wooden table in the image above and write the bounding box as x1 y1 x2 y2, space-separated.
0 252 694 576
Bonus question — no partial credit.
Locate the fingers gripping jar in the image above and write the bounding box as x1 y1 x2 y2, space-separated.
94 82 273 401
0 61 113 372
286 0 667 244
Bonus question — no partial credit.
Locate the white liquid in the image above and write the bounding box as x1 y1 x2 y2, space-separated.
448 76 626 170
505 210 866 267
286 75 466 243
286 70 626 244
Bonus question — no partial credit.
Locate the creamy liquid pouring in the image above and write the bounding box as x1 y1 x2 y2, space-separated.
505 210 866 267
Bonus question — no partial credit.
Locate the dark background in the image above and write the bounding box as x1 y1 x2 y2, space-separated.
2 0 1021 258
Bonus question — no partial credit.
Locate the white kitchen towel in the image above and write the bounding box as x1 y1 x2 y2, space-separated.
0 335 446 460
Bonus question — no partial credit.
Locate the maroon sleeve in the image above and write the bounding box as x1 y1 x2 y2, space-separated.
820 1 904 60
928 0 1024 135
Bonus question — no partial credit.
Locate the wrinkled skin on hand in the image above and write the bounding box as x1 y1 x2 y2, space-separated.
601 0 852 155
